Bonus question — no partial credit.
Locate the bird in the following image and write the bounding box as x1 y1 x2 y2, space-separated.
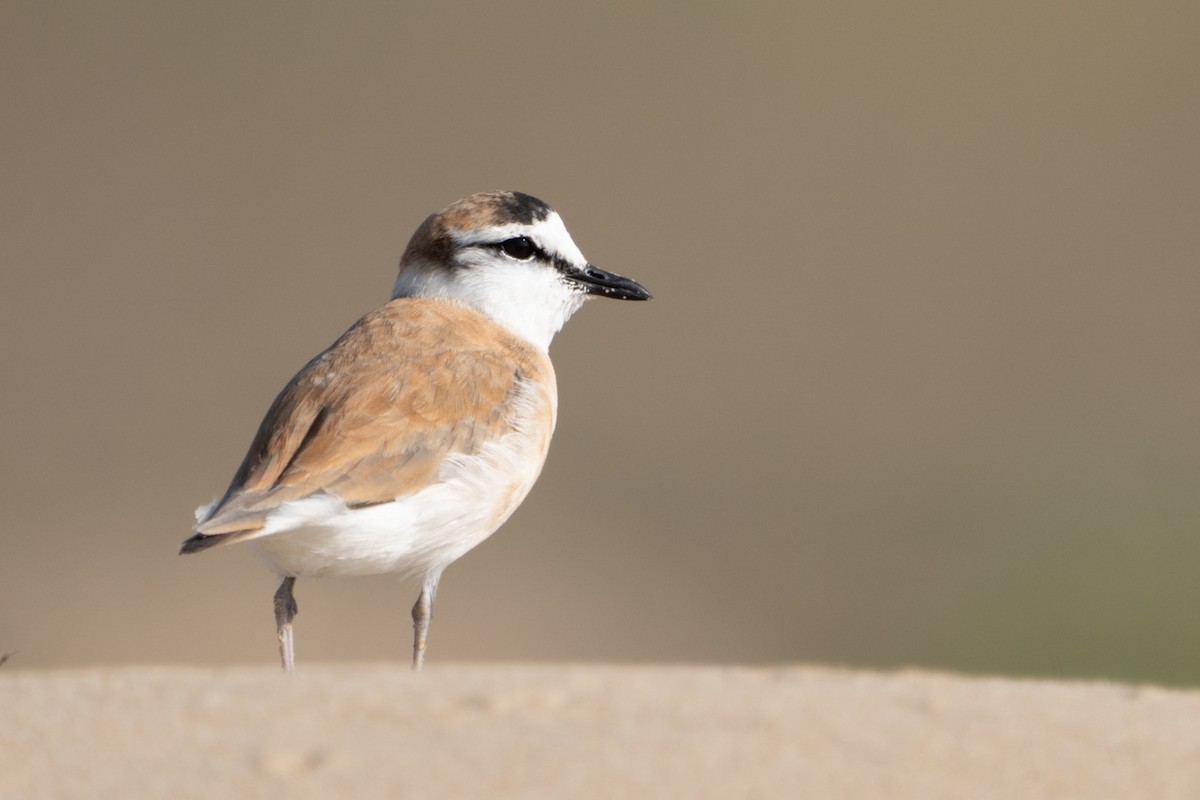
181 191 651 671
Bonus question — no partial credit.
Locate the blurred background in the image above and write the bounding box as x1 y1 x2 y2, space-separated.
2 1 1198 685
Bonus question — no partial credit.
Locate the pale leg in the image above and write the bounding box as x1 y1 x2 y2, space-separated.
274 576 298 673
411 572 442 671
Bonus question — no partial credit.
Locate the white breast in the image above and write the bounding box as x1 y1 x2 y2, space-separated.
248 379 555 579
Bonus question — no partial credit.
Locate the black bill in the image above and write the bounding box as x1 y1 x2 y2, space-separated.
566 264 653 301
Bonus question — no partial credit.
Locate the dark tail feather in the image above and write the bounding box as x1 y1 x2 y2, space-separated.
180 530 253 555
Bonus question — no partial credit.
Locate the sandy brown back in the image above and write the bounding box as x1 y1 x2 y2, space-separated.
192 298 554 540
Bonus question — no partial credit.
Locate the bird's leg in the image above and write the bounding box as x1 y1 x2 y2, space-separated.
273 576 298 673
411 573 442 671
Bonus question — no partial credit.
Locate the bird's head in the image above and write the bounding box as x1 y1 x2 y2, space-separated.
393 191 651 349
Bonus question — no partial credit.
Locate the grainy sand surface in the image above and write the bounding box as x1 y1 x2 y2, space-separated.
3 665 1198 799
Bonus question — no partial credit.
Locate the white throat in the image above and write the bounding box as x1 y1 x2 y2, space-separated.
393 261 587 351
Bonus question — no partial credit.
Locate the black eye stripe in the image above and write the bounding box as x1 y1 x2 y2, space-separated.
486 237 576 274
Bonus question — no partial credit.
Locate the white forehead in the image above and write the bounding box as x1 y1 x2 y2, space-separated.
449 211 588 265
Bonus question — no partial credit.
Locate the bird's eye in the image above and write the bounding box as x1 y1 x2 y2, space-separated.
499 237 536 260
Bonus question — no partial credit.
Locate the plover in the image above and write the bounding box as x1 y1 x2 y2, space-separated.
181 191 651 670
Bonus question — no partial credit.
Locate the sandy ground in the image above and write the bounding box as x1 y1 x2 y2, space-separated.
3 665 1199 799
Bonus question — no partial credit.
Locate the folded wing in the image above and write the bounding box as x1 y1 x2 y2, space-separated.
182 299 546 553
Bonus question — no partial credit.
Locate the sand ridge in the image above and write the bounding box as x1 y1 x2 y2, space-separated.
3 664 1199 799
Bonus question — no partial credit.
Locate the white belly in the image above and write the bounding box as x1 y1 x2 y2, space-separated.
248 393 553 580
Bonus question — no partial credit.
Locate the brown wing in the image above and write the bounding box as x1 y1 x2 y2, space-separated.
191 298 551 541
